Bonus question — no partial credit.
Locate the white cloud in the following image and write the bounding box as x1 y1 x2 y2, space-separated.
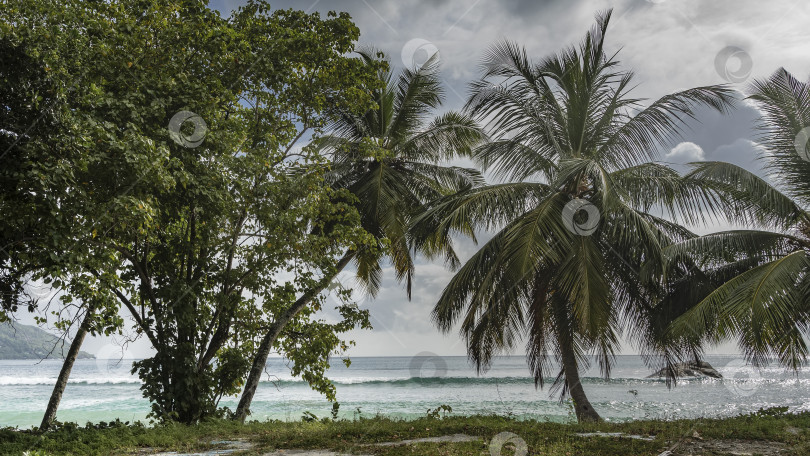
665 141 705 163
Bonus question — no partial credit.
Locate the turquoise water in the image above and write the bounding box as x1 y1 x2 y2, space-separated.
1 355 808 428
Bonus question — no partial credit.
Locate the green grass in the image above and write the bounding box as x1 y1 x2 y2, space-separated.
2 409 808 455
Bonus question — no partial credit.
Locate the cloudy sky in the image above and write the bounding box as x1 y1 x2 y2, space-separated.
267 0 809 358
18 0 810 360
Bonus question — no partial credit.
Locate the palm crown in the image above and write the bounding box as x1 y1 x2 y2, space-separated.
318 49 485 296
413 10 736 421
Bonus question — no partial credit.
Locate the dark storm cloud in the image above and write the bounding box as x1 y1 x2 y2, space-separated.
681 104 761 154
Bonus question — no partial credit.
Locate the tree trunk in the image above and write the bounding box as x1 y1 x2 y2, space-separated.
557 326 601 423
233 251 354 423
39 304 96 431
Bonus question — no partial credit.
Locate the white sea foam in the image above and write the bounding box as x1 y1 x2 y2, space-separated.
1 356 808 429
0 376 140 385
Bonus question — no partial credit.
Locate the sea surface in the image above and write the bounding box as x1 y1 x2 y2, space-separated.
1 355 808 428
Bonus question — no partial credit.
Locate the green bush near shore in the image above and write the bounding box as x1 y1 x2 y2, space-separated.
2 409 808 455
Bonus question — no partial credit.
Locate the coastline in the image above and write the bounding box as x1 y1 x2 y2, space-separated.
2 355 807 430
2 409 807 455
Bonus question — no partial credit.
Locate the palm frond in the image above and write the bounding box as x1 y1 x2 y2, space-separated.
672 251 810 368
748 68 810 206
597 86 737 169
686 161 807 230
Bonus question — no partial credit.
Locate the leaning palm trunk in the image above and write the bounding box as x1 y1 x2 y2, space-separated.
40 303 96 431
558 339 600 422
234 251 354 422
554 305 601 422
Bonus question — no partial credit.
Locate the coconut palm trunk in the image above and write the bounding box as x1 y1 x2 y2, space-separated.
554 309 600 422
40 303 96 431
234 251 354 422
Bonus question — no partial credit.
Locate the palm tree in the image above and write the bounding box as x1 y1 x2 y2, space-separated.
668 68 810 370
412 10 735 422
317 49 486 295
234 49 485 421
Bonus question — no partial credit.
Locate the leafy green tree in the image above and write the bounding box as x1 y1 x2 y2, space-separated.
1 0 379 424
413 11 735 421
0 10 125 432
234 49 485 421
668 68 810 370
0 35 63 319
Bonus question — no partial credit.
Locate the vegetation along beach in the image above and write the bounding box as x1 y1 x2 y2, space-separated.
1 0 809 454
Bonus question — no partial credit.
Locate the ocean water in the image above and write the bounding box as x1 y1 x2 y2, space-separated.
1 355 808 428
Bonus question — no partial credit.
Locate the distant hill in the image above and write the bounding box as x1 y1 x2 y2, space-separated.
0 323 95 360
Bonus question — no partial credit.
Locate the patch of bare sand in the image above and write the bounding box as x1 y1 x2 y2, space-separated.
141 439 253 455
261 451 370 456
369 433 480 446
261 434 480 455
666 438 789 455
